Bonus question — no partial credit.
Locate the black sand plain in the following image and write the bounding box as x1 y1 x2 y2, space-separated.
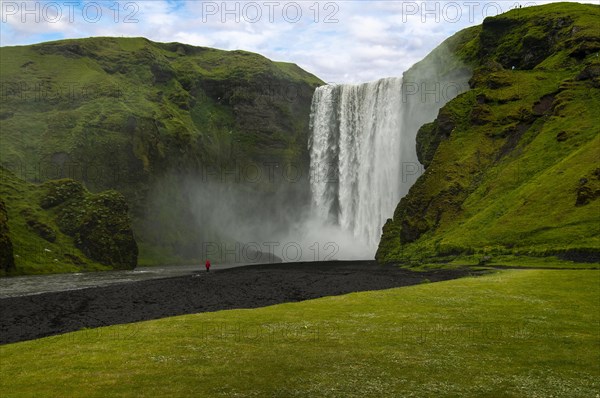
0 261 483 344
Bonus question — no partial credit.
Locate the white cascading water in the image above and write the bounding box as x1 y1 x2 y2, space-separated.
309 77 419 253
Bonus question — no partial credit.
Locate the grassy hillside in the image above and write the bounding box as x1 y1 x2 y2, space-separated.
0 37 323 267
1 269 598 396
377 2 600 264
0 37 322 180
0 167 137 275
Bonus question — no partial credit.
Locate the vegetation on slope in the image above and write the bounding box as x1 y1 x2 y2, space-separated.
377 2 600 264
0 37 323 268
1 269 598 396
0 167 137 275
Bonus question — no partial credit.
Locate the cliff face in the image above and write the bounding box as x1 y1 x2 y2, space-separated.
377 3 600 264
0 38 323 266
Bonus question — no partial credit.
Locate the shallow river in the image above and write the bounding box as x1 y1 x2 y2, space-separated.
0 263 247 298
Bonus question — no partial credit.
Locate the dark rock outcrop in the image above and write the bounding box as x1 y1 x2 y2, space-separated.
47 180 138 269
26 219 57 243
416 109 455 169
0 201 15 272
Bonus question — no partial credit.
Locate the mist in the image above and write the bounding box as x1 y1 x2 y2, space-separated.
140 163 372 264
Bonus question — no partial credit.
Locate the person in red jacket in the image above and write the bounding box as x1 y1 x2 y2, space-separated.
205 259 211 272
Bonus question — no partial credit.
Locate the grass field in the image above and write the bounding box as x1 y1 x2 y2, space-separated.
1 269 598 397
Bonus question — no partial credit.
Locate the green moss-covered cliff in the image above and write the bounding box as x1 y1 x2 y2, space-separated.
377 2 600 264
0 37 323 267
0 37 321 179
0 167 137 275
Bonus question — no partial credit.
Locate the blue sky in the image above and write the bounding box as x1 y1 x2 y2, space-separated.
1 0 597 83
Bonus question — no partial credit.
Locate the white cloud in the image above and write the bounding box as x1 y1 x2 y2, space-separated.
1 0 598 83
171 32 213 47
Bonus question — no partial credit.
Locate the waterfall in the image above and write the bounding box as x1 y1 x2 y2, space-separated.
308 66 470 258
309 77 418 252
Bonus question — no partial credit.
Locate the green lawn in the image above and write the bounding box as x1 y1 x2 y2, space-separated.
1 269 598 397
